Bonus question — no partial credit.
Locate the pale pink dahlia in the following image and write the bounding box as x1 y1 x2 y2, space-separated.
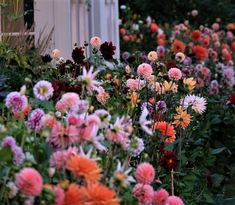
15 168 43 196
137 63 153 78
168 68 182 81
133 183 154 205
27 109 45 132
5 92 28 112
33 80 54 100
55 92 80 113
135 162 155 184
90 36 102 47
182 94 207 114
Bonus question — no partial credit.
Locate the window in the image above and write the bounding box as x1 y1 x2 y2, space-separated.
0 0 34 46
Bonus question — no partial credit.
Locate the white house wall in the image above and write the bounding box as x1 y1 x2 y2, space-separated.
34 0 120 59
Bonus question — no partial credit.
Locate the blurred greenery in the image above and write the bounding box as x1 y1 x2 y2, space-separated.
119 0 235 26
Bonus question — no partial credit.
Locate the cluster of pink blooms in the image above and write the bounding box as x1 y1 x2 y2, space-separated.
133 162 184 205
5 92 28 113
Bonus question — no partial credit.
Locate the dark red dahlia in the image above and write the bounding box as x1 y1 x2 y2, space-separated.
160 150 178 171
100 41 116 60
72 47 85 65
166 60 176 69
228 93 235 104
52 81 65 98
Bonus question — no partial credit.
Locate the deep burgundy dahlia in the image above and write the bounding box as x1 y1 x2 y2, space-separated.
100 41 116 60
160 150 178 171
228 93 235 104
72 47 85 64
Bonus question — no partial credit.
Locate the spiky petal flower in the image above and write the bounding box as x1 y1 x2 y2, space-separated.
78 67 100 93
182 95 207 114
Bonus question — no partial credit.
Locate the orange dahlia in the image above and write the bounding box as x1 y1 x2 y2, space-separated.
83 183 120 205
66 154 101 183
173 109 191 129
154 121 176 143
63 183 84 205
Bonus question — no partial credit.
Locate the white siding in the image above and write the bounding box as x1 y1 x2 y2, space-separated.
34 0 120 59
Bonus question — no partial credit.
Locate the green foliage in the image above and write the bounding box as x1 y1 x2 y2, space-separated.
120 0 235 26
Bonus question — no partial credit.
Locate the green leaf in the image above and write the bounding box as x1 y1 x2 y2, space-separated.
211 147 227 155
0 147 12 162
211 174 224 187
203 193 214 204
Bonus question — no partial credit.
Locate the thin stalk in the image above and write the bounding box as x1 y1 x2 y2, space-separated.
171 169 174 195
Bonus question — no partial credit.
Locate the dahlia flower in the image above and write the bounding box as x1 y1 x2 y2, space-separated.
5 92 28 112
135 162 155 184
168 68 182 81
78 66 100 93
133 183 154 205
182 95 207 114
27 109 45 132
153 189 169 205
33 80 54 100
15 168 43 196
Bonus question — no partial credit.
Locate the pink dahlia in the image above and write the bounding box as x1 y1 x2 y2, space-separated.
135 162 155 184
133 183 154 205
50 147 78 169
53 186 65 205
15 168 43 196
126 79 139 91
27 109 45 132
5 92 28 112
168 68 182 81
137 63 153 78
55 92 80 113
48 122 79 149
33 80 54 100
153 189 169 205
90 36 102 47
166 196 184 205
